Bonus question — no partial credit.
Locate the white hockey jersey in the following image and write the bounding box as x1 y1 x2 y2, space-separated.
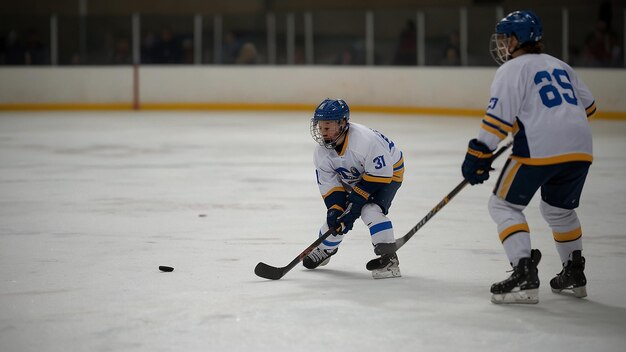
478 53 596 165
314 123 404 205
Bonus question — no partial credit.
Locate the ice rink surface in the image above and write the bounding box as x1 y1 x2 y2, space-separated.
1 111 625 352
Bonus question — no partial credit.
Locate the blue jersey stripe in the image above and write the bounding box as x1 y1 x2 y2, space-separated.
369 221 393 236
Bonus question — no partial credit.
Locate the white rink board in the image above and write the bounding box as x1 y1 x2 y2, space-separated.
1 67 626 113
0 111 625 352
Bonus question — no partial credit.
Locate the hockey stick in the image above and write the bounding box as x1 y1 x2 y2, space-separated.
394 141 513 250
255 227 337 280
255 207 353 280
255 141 512 280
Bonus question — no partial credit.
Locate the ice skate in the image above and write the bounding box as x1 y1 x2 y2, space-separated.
366 252 401 279
490 249 541 304
303 247 338 269
550 250 587 298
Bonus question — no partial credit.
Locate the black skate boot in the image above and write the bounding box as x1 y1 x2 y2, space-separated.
303 247 338 269
366 252 401 279
550 250 587 298
490 249 541 304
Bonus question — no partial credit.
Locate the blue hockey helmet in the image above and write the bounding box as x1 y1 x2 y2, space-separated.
313 98 350 122
496 10 543 46
310 98 350 149
490 10 543 65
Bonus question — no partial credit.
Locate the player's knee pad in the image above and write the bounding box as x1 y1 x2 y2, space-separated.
540 200 581 241
488 195 529 242
488 195 526 226
361 203 385 224
361 203 395 245
540 200 578 227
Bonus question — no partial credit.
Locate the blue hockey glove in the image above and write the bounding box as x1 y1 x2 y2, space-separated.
462 139 495 185
326 208 344 233
339 186 369 234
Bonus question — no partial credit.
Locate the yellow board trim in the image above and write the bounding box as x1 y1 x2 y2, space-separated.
0 102 624 120
0 103 135 111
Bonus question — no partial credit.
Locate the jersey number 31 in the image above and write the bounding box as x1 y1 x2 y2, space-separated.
534 69 578 108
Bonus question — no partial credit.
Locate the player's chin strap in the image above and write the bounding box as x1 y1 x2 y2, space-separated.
327 123 349 149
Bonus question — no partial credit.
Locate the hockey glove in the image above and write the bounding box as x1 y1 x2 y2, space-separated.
462 138 494 185
339 186 369 234
326 208 344 233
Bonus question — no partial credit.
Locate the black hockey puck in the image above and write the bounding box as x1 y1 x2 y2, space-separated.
159 266 174 272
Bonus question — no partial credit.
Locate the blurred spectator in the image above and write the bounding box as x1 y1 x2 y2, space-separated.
23 28 45 65
581 19 622 67
393 19 417 65
335 48 353 65
182 38 194 64
235 42 258 64
109 37 131 64
334 41 365 65
4 30 25 64
151 26 182 63
440 31 461 66
440 46 461 66
141 31 157 63
222 31 242 64
1 28 46 65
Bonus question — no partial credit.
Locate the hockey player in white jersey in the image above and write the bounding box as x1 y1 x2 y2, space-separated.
461 11 596 303
304 98 404 279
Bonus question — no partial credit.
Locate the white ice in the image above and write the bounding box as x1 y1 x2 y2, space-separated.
1 111 625 352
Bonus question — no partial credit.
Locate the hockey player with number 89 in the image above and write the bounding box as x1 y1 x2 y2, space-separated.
304 98 404 279
461 11 596 304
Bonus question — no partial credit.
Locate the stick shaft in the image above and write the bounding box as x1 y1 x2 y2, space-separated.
395 141 512 250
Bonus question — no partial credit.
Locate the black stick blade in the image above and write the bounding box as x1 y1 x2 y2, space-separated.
254 262 285 280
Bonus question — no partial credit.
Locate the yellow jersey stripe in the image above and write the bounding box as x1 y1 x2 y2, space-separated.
586 102 597 118
553 227 582 242
498 161 522 199
329 204 345 212
363 173 392 184
499 223 530 243
392 168 404 182
484 115 513 133
510 153 593 165
481 123 507 140
393 156 404 168
392 156 405 182
322 187 346 199
338 130 349 156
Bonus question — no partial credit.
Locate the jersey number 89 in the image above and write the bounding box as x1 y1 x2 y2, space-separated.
534 69 578 108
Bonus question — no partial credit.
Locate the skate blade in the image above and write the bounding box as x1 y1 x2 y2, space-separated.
318 258 331 267
372 267 401 279
491 289 539 304
551 286 587 298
